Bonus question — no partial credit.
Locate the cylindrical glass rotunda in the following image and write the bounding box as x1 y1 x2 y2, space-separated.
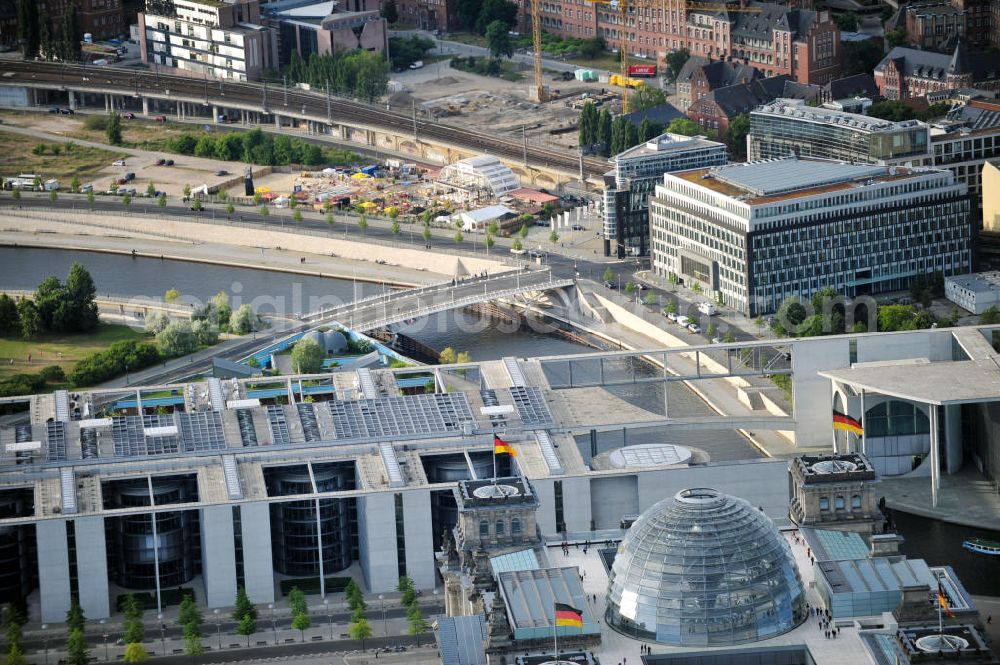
606 488 806 646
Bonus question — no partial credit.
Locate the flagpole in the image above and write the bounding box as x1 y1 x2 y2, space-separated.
553 602 559 663
492 433 497 483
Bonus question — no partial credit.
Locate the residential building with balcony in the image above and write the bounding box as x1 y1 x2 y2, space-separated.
648 158 972 315
139 0 271 80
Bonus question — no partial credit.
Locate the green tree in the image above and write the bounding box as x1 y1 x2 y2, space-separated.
292 209 303 222
625 280 636 294
236 614 257 647
4 644 27 665
17 299 40 339
439 347 458 364
66 596 86 632
178 595 202 633
664 300 678 315
60 2 81 61
667 117 701 136
348 617 373 651
291 338 325 373
146 182 157 197
260 205 270 218
981 305 1000 325
474 0 518 33
164 288 181 303
70 175 81 193
484 234 495 252
664 47 690 82
292 612 311 642
886 26 908 47
602 267 616 284
485 20 513 60
512 238 523 251
597 109 612 155
183 632 204 663
66 629 90 665
288 587 308 616
0 294 19 337
191 199 202 212
518 223 529 238
233 587 257 622
549 230 559 243
226 202 235 217
691 281 703 294
422 225 432 243
106 112 123 146
231 304 257 334
381 0 399 21
157 321 198 356
725 113 750 161
17 0 39 59
122 595 145 644
637 117 663 142
158 194 166 208
454 230 464 243
183 183 192 199
87 190 95 205
325 211 334 227
31 143 44 156
10 189 19 201
391 219 401 235
65 261 99 332
123 643 148 663
398 575 415 594
48 189 57 202
358 215 368 234
842 39 884 77
407 605 428 646
631 85 667 112
122 193 132 206
835 11 859 31
774 297 807 336
643 292 657 306
578 101 598 148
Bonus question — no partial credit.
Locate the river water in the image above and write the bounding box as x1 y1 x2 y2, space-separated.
2 247 998 594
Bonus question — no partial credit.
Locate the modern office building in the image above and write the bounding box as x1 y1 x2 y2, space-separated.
261 0 387 68
648 157 972 315
139 0 272 80
749 99 931 165
922 99 1000 205
602 132 727 258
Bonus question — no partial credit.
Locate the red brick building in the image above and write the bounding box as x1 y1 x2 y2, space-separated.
685 74 821 134
513 0 842 85
874 42 999 100
903 0 995 50
395 0 457 31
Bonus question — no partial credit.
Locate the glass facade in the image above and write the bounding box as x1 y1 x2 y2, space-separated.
605 488 806 646
749 108 930 164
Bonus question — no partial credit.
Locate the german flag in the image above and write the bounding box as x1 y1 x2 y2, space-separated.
494 435 517 457
554 603 583 628
833 411 863 436
937 583 955 618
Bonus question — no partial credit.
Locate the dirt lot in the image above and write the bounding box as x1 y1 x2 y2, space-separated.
387 64 612 153
0 111 251 197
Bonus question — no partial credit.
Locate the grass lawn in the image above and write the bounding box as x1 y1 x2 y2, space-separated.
0 130 124 183
0 323 149 382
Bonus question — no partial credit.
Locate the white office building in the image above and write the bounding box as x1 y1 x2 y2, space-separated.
649 158 972 315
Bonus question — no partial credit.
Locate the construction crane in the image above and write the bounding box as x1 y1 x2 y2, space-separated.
531 0 546 102
581 0 761 113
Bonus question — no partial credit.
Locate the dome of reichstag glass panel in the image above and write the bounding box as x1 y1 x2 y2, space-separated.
605 488 806 646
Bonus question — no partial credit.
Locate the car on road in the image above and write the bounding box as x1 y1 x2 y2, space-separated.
155 158 165 165
58 108 74 114
112 159 126 166
571 224 585 231
215 170 228 176
164 159 174 166
121 112 135 119
510 247 526 255
409 60 424 69
528 250 543 259
534 219 549 227
603 280 615 289
687 323 702 334
665 311 678 322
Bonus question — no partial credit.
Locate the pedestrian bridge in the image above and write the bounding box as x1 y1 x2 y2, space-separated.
300 269 575 331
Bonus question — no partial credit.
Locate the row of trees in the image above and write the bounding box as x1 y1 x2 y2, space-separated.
162 128 353 168
0 264 99 340
18 0 81 62
68 339 161 387
283 50 389 102
455 0 518 34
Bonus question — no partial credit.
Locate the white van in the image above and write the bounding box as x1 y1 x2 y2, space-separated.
676 315 690 327
697 302 717 316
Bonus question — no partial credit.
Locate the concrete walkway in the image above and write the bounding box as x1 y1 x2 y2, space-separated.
879 467 1000 531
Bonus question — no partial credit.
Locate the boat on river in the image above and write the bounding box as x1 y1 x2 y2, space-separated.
962 538 1000 555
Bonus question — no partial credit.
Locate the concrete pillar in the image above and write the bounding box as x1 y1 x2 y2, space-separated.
274 113 281 129
67 90 76 110
929 404 940 507
357 493 398 592
401 491 436 589
75 517 111 619
142 97 149 115
177 102 182 119
561 477 592 532
200 506 237 608
37 520 72 623
945 404 962 474
213 105 220 123
533 480 556 535
105 94 110 112
239 503 274 604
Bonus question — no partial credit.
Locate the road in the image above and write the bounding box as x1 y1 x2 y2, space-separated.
0 60 608 179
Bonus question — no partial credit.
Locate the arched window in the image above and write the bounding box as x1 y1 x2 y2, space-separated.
834 496 845 510
496 520 505 535
479 520 489 537
866 401 930 437
511 518 522 535
851 495 862 509
819 497 829 511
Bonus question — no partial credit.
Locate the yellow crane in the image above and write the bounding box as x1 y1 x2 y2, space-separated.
531 0 545 102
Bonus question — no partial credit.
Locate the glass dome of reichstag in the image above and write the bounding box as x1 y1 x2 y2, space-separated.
605 488 807 646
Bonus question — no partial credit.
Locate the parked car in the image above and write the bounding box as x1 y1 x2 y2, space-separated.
409 60 424 69
48 107 60 114
121 112 135 119
153 115 166 123
215 170 228 176
697 302 717 316
687 323 702 334
113 159 126 167
58 107 74 114
528 250 543 259
164 159 174 166
665 311 678 322
571 223 585 231
155 158 166 166
603 280 614 289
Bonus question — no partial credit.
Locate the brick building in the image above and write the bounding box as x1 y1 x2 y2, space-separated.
874 41 1000 100
675 55 759 111
394 0 456 31
513 0 842 85
903 0 995 50
686 74 822 134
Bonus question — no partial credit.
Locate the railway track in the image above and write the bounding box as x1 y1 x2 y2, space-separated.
0 60 610 178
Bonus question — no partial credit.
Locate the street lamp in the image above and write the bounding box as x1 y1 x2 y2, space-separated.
323 598 333 640
268 603 276 645
40 624 48 665
213 608 221 650
157 612 165 655
378 594 387 636
100 619 109 662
